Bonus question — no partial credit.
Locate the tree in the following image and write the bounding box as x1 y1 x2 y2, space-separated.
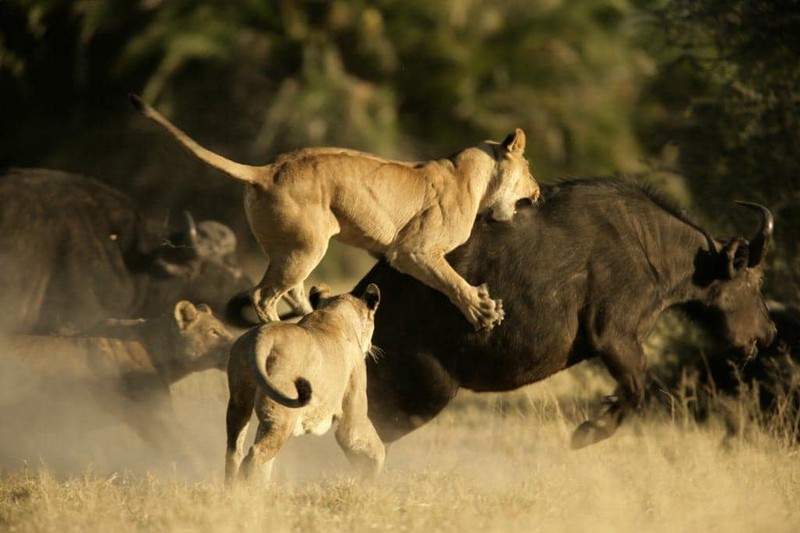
637 0 800 301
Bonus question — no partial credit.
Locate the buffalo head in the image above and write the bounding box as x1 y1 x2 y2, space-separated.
145 212 252 323
689 202 777 358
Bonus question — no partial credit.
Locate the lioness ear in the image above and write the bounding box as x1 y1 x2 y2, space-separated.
174 300 199 330
362 283 381 312
309 284 332 310
502 128 526 154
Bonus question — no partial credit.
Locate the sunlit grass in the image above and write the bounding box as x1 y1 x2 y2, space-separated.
1 367 798 532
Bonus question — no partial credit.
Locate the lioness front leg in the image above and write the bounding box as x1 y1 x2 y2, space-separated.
389 251 504 330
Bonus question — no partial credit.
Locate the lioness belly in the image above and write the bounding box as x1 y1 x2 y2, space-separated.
293 415 334 437
291 400 340 437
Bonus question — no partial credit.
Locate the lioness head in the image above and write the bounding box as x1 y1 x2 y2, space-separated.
482 128 540 221
171 300 236 372
310 283 381 355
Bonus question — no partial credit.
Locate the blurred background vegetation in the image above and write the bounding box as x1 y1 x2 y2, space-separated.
0 0 797 301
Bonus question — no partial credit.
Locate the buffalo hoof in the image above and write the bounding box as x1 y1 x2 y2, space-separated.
570 420 614 450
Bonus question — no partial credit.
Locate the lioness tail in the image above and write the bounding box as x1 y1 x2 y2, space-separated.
128 94 259 185
248 340 312 408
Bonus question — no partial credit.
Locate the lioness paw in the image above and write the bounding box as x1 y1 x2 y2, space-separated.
466 284 504 331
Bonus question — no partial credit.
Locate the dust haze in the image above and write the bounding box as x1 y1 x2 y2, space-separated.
0 328 598 483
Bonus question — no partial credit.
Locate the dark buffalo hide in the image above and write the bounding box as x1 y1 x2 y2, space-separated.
353 179 776 447
673 301 800 439
0 168 252 334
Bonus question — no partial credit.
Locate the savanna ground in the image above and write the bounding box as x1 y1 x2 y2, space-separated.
1 361 798 533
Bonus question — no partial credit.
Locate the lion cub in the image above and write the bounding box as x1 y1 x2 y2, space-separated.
225 284 384 484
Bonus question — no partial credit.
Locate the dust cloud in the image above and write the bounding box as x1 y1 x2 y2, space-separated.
0 331 602 485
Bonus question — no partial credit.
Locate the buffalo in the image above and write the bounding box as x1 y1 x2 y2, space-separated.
674 300 800 439
351 179 776 448
0 168 252 334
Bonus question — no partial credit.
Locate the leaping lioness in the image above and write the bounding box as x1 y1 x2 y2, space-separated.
130 95 540 330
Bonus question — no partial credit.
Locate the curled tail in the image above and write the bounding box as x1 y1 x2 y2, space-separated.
248 338 312 408
129 94 260 184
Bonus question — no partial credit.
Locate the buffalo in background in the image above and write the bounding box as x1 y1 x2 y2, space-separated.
353 179 776 448
0 168 252 334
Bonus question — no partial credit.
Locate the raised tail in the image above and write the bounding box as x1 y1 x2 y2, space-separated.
248 338 312 408
129 94 260 184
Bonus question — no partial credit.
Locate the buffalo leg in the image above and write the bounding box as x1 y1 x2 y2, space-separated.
571 342 646 449
367 353 460 443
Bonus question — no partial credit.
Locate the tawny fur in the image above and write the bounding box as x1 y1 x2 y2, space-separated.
225 285 384 484
131 94 540 330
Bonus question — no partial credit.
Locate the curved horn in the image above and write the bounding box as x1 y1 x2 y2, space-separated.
183 210 199 256
734 201 773 267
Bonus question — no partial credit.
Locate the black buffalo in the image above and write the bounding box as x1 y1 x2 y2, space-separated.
0 168 252 334
353 179 777 448
684 300 800 437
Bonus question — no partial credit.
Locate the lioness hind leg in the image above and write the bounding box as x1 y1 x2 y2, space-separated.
389 251 504 331
251 235 332 323
225 401 252 485
335 420 386 479
283 283 314 316
239 414 293 485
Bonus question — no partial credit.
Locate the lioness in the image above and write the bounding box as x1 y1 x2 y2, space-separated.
225 284 383 484
0 301 234 451
130 95 540 330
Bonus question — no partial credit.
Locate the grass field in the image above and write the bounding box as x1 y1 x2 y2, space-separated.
1 365 798 533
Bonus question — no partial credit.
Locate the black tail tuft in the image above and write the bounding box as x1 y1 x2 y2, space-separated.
294 378 312 406
128 93 146 113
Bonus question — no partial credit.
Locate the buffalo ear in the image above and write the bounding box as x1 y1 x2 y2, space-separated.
174 300 199 330
362 283 381 312
721 238 750 279
309 284 332 310
502 128 526 154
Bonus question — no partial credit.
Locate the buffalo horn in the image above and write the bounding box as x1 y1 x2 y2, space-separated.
183 210 200 257
734 201 773 267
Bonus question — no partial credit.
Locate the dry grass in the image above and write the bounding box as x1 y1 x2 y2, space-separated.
1 365 799 532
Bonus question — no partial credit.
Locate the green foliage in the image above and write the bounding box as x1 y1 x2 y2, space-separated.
637 0 800 301
1 0 652 170
1 0 796 292
0 0 661 282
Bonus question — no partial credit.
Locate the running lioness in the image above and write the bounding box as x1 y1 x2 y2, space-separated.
130 95 540 330
225 284 383 484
